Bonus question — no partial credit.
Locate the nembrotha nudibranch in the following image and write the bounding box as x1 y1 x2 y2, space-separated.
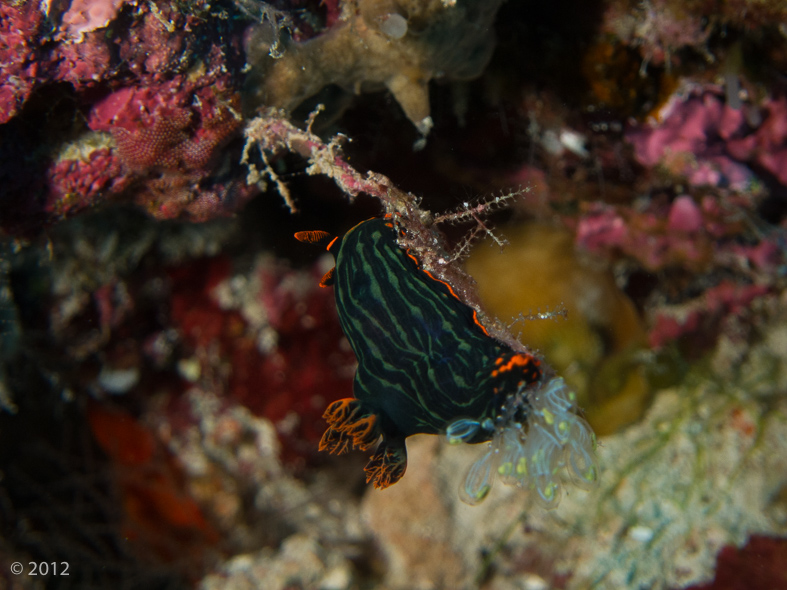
296 217 597 506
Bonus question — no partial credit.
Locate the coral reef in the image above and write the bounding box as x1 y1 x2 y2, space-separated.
159 388 367 590
0 205 360 584
60 0 131 42
363 291 787 589
85 65 250 221
2 0 787 588
0 0 251 233
626 87 787 190
168 251 357 461
0 0 47 124
0 0 512 235
245 0 505 135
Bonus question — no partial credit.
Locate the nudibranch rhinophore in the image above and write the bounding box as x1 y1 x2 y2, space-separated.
295 217 597 506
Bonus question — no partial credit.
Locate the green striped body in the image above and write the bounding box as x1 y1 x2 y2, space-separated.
300 218 542 489
334 219 534 437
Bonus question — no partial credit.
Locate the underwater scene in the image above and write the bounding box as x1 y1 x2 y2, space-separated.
1 0 787 588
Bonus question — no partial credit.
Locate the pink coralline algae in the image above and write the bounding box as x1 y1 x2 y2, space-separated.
54 31 113 87
666 194 703 233
648 281 771 352
117 5 195 78
89 76 241 172
39 66 250 223
81 60 255 220
725 95 787 187
0 0 252 232
574 195 748 272
80 44 249 218
45 147 128 218
0 1 45 124
61 0 132 41
627 87 787 190
0 0 123 124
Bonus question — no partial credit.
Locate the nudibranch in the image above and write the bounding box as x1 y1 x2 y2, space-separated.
295 217 597 506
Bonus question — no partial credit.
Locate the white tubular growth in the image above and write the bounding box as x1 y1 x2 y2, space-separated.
450 377 598 507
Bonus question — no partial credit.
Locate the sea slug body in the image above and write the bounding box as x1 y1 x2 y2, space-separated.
296 218 597 505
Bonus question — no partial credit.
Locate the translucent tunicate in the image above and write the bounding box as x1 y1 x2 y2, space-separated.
454 376 598 507
459 446 496 505
445 418 481 444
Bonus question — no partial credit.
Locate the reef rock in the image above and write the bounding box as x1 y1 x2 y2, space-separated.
246 0 504 135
